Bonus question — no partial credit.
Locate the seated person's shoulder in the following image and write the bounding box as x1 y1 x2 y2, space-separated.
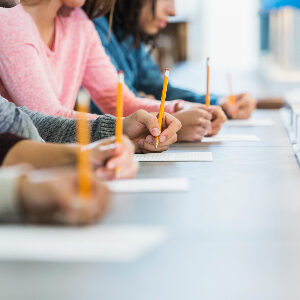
61 8 96 36
0 5 38 46
0 5 27 25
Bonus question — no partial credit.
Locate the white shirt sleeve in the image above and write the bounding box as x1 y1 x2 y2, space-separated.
0 166 29 218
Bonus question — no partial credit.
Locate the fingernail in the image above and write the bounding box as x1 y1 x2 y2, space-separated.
138 139 144 147
152 128 160 136
146 135 154 144
159 135 167 143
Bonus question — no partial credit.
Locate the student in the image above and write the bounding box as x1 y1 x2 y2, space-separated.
0 132 110 225
0 0 226 143
93 0 257 120
0 95 182 152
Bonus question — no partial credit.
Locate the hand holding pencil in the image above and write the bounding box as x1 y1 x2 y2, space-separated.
122 110 182 153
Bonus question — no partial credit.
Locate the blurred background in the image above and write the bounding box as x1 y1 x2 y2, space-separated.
155 0 300 101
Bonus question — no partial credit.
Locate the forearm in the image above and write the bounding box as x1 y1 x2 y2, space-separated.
3 140 77 169
21 107 116 143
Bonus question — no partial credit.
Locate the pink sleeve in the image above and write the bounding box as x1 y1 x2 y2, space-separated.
82 26 180 117
0 41 97 120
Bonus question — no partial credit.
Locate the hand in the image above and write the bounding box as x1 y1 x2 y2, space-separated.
83 136 138 180
222 93 257 119
202 105 228 136
175 101 227 136
123 110 182 153
18 169 110 225
173 109 212 142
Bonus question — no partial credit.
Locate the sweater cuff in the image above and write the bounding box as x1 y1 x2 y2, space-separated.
91 114 116 142
0 166 29 218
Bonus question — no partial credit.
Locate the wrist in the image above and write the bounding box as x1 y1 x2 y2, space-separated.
66 144 80 165
175 101 185 112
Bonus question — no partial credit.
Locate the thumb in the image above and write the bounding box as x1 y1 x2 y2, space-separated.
135 110 161 137
90 143 117 167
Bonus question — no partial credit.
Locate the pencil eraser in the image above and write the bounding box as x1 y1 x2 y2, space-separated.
118 71 124 83
77 89 90 107
165 68 170 77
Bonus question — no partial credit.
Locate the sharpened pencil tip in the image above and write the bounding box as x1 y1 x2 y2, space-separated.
155 140 159 149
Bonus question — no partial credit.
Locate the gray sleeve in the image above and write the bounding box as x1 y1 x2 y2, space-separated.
20 107 116 144
0 96 43 142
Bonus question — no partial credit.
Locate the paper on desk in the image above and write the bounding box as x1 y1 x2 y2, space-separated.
0 225 168 262
225 119 274 127
106 178 189 193
134 152 213 162
201 134 260 143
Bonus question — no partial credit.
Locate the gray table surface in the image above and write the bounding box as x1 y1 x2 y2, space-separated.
1 110 300 300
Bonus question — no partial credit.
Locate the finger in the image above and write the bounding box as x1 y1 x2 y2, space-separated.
122 136 135 153
135 110 161 137
211 108 228 123
160 113 182 142
141 142 169 153
95 168 116 181
209 125 222 136
90 142 117 167
194 108 213 120
106 144 135 171
85 181 110 222
63 181 111 225
236 97 249 109
197 119 211 129
197 127 209 137
118 161 139 179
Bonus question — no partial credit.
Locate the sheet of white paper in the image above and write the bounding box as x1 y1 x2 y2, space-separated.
134 152 213 162
225 119 274 127
107 178 189 193
201 134 260 143
0 225 168 262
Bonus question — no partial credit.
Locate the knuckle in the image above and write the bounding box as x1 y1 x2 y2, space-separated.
136 109 145 118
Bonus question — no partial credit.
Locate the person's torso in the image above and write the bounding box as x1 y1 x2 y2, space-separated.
0 5 93 109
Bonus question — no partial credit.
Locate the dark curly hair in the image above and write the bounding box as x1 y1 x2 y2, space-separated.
110 0 157 47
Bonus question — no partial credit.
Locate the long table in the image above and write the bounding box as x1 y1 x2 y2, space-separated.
1 109 300 300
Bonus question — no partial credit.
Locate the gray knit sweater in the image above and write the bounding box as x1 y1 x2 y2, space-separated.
0 97 42 141
21 107 116 143
0 96 116 143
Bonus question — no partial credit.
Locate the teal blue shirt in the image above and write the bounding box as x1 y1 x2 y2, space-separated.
91 17 220 114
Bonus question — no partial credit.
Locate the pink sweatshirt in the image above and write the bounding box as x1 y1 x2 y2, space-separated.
0 5 179 119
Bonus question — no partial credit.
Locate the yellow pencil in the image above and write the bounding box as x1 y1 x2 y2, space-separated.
205 57 210 107
115 71 124 176
155 68 170 149
76 89 92 201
